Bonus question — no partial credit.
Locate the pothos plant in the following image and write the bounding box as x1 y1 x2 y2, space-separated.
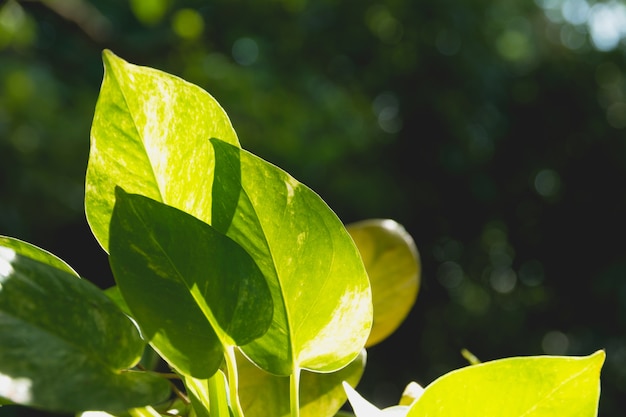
0 50 605 417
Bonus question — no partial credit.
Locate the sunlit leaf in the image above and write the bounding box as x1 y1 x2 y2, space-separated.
407 350 605 416
345 219 420 347
237 349 366 417
86 49 239 252
0 245 170 412
210 138 372 376
108 188 273 379
0 235 77 276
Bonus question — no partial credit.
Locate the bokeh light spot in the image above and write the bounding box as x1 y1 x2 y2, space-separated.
534 169 561 198
490 267 517 294
365 5 403 44
4 70 34 104
561 0 590 25
542 330 570 354
588 2 626 51
172 9 204 40
0 0 36 50
438 261 464 289
232 37 259 66
372 91 402 133
130 0 168 26
460 283 491 315
496 29 533 63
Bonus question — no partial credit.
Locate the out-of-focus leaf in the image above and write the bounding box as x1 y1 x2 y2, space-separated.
345 219 420 347
0 245 170 412
210 138 372 376
108 188 273 379
407 350 605 416
86 50 239 252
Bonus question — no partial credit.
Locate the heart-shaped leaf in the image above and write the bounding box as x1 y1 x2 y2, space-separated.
407 350 605 416
108 188 273 379
0 244 170 412
86 49 239 252
237 348 366 417
210 138 372 376
345 219 420 347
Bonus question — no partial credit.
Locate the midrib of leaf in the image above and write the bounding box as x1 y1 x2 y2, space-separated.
128 199 231 346
518 360 597 417
239 185 296 366
109 65 165 203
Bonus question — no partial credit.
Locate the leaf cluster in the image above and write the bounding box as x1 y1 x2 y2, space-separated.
0 51 604 417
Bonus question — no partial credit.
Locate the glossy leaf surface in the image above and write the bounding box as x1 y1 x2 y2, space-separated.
108 188 273 378
86 49 239 252
407 350 605 416
0 245 170 412
345 219 420 347
237 349 366 417
0 236 77 276
210 138 372 375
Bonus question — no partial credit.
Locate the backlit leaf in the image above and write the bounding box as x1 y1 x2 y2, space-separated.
86 50 239 252
237 349 366 417
210 138 372 376
345 219 420 347
407 350 605 417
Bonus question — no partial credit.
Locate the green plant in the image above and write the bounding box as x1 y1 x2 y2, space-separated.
0 51 605 417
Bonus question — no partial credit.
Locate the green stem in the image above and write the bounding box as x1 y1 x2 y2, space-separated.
208 371 231 417
224 345 245 417
290 368 301 417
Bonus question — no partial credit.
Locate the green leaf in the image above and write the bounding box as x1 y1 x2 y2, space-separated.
406 350 605 417
86 49 239 252
0 245 170 412
345 219 420 347
0 236 77 276
210 138 372 376
237 348 366 417
108 188 273 379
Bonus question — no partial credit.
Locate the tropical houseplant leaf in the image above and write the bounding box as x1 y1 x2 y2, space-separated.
86 50 239 252
0 243 170 412
108 188 273 379
209 138 372 376
345 219 420 347
406 350 605 416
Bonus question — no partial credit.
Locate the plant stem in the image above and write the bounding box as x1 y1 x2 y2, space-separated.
290 368 301 417
128 406 161 417
224 345 245 417
208 371 231 417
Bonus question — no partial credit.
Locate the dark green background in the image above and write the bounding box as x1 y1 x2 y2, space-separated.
1 0 625 415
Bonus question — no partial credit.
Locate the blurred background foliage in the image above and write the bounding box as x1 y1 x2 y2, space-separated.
1 0 626 415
